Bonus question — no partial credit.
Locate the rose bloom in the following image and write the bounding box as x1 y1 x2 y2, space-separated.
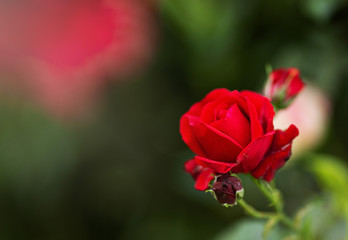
180 89 299 190
265 68 305 107
274 85 330 157
0 0 155 118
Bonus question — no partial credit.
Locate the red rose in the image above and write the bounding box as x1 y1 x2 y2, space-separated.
180 89 299 190
265 68 305 107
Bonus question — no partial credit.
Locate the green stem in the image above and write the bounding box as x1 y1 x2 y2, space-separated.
251 178 280 209
251 177 297 231
278 211 296 230
237 199 276 219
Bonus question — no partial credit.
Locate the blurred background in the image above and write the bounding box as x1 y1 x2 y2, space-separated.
0 0 348 239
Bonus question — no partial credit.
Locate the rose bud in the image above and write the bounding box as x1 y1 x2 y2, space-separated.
180 89 299 185
211 174 244 206
264 68 305 109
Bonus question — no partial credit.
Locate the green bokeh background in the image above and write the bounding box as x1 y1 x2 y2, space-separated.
1 0 348 239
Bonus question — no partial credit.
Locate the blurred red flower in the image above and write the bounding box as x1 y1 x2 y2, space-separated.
0 0 155 118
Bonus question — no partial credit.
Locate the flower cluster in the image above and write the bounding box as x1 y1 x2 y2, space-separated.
180 68 304 205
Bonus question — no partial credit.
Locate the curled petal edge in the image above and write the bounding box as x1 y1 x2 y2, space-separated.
194 156 237 174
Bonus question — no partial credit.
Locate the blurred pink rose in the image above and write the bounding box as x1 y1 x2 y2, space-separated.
274 85 330 156
0 0 155 118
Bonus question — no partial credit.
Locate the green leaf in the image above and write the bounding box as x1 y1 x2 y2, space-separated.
307 154 348 214
214 219 286 240
263 216 280 239
301 0 346 22
282 235 300 240
294 199 323 239
306 154 348 239
294 201 316 229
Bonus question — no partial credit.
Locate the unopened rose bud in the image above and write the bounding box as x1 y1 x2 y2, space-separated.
265 68 305 109
212 175 244 206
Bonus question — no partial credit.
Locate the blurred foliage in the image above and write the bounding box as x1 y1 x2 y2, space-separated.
215 219 286 240
308 154 348 214
293 197 347 240
0 0 348 239
307 155 348 239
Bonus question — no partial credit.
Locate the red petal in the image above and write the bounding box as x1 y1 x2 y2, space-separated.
186 116 243 162
270 68 288 85
233 132 274 173
202 88 231 104
184 158 200 178
251 144 292 181
180 115 207 157
184 158 196 173
263 170 276 182
195 156 237 173
287 69 305 99
210 104 251 147
194 168 215 191
186 88 231 116
241 90 275 133
268 68 305 102
187 102 205 117
270 124 299 151
245 97 264 140
251 125 299 181
200 90 249 124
